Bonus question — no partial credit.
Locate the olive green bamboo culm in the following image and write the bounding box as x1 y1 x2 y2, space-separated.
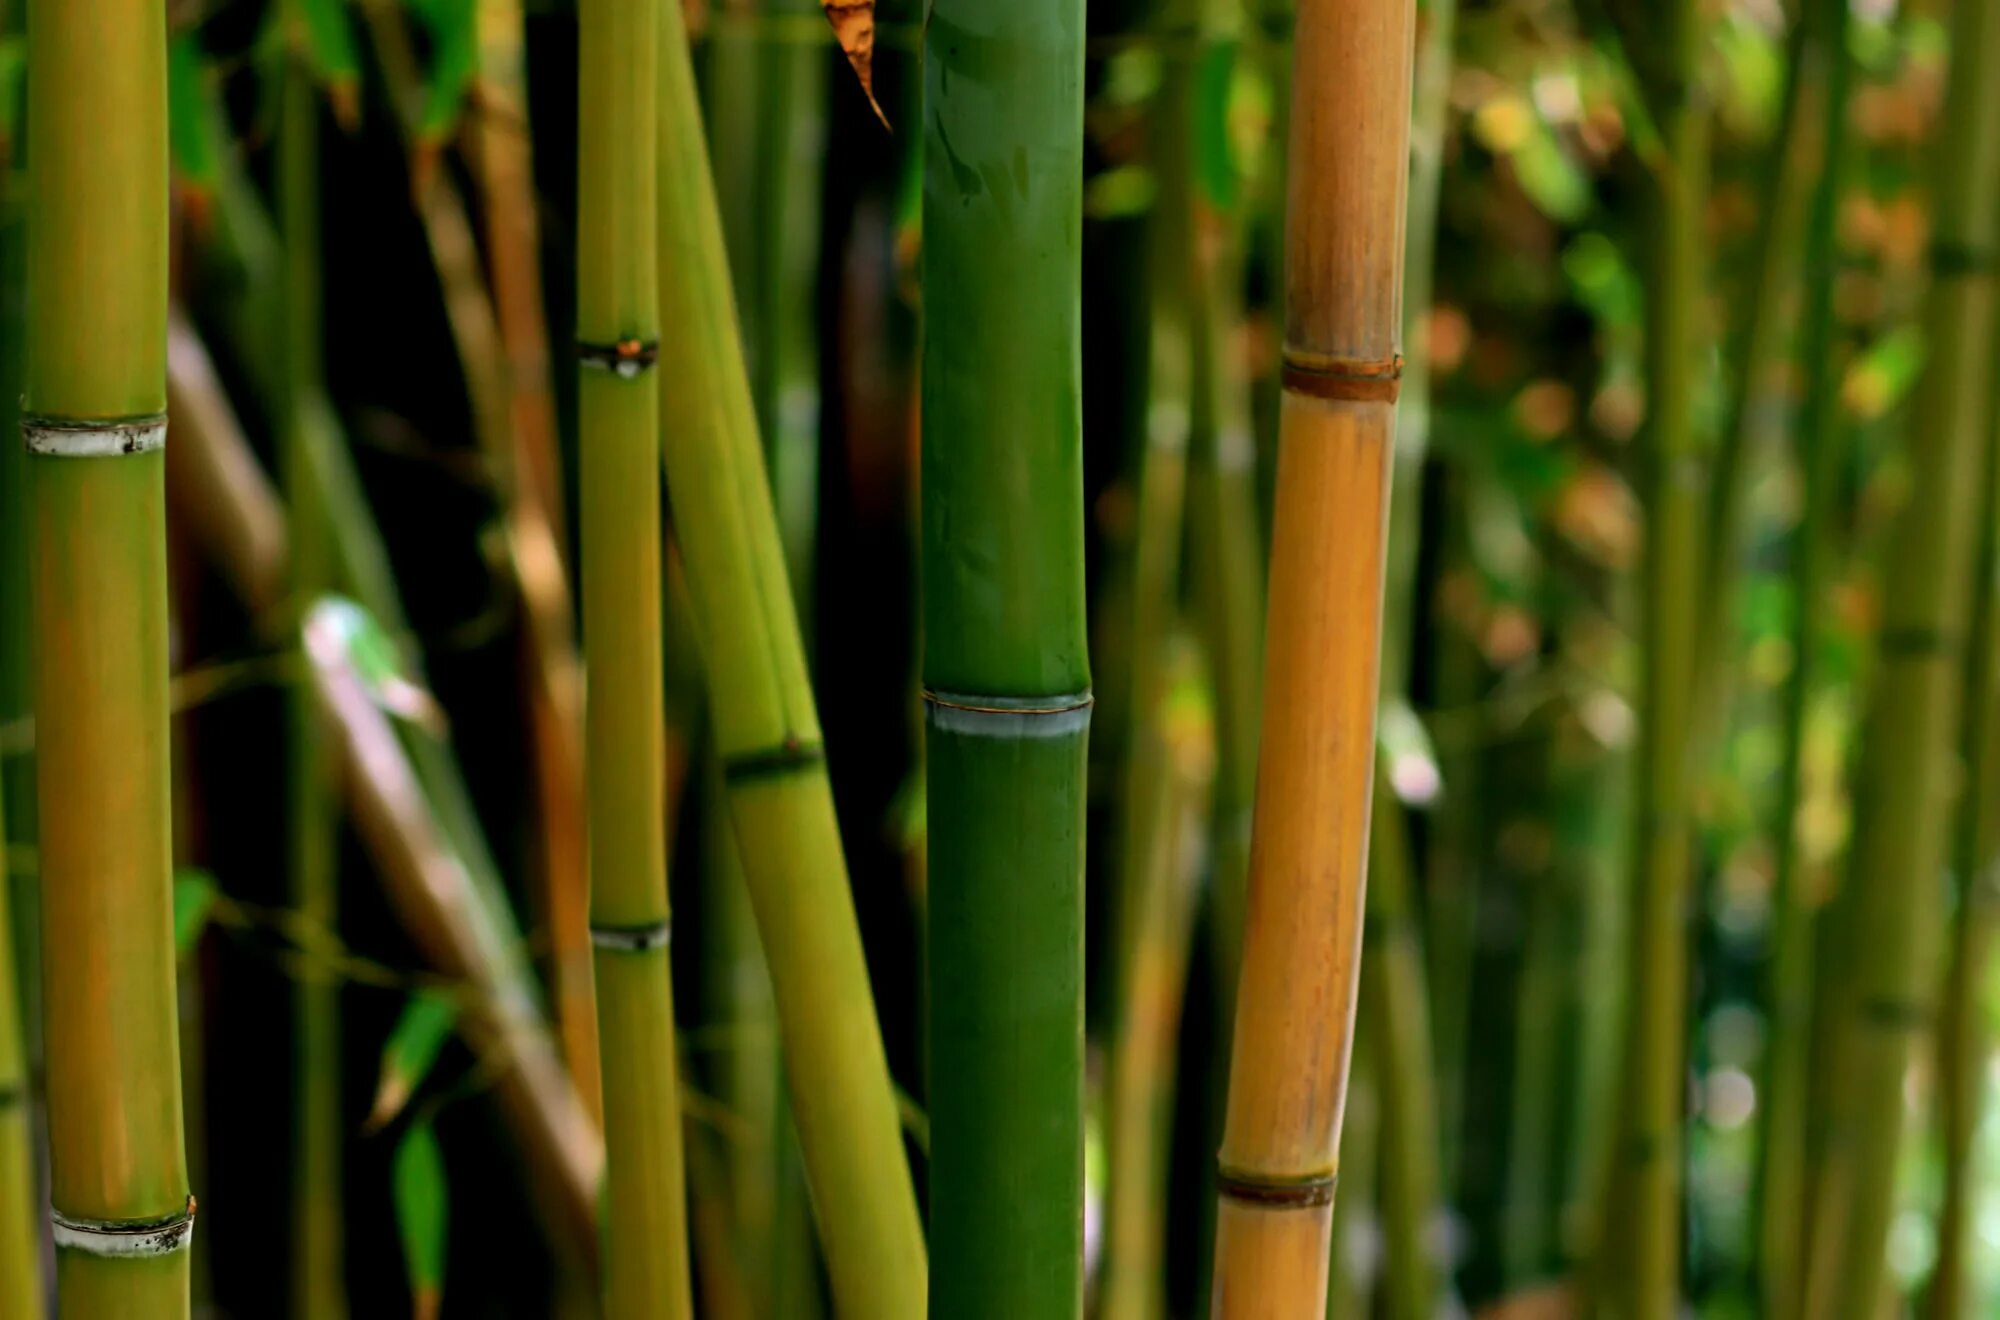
0 16 43 1306
24 0 195 1311
922 0 1092 1306
1597 1 1707 1311
280 19 346 1315
1756 1 1849 1313
577 0 695 1310
653 5 927 1315
1803 0 2000 1311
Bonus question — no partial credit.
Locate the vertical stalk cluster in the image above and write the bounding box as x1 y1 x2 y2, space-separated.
920 0 1092 1306
1804 0 2000 1311
1210 0 1415 1308
653 4 927 1314
576 0 693 1310
24 0 194 1310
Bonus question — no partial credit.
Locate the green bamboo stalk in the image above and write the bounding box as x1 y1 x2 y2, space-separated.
0 18 42 1308
0 788 36 1320
1801 0 2000 1310
1930 283 2000 1320
922 0 1091 1302
1758 3 1849 1313
1693 9 1815 742
1324 1012 1381 1320
1600 3 1707 1309
653 7 926 1314
1363 763 1444 1318
280 20 346 1314
577 0 693 1309
1102 644 1206 1320
24 0 194 1309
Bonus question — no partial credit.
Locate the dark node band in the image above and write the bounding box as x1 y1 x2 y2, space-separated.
1930 241 1995 278
722 737 826 784
1215 1165 1338 1209
1877 625 1959 659
1281 352 1404 404
591 921 672 953
1859 994 1931 1031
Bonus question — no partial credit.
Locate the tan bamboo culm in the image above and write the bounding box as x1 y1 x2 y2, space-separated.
1210 0 1416 1311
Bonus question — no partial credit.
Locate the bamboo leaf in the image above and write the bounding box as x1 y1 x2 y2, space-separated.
168 37 226 205
404 0 479 145
308 597 446 732
172 868 222 956
296 0 363 129
821 0 887 128
367 990 458 1131
0 38 25 157
392 1120 449 1320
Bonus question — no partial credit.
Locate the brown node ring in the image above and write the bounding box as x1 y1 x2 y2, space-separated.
1281 352 1404 404
1215 1165 1338 1209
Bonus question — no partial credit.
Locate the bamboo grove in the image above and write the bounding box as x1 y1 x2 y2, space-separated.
7 0 2000 1315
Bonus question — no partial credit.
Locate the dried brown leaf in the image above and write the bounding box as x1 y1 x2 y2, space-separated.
822 0 889 129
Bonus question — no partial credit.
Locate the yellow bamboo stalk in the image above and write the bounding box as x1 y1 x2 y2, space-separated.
1210 0 1415 1310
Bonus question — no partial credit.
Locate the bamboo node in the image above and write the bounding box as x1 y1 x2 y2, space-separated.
722 737 827 784
1858 994 1932 1031
923 688 1094 739
576 338 661 379
22 412 168 457
51 1195 197 1259
590 920 672 953
1214 1165 1337 1209
1929 240 1995 278
1877 625 1960 659
1280 352 1403 404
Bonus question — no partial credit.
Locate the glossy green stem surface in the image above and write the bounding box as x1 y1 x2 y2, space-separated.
921 0 1091 1309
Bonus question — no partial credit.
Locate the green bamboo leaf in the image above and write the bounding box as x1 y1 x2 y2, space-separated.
367 990 458 1130
0 37 24 155
168 37 225 200
308 597 445 731
405 0 479 143
392 1121 449 1319
1191 38 1240 211
296 0 363 128
172 868 221 956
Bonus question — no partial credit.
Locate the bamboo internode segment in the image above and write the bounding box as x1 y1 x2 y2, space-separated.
578 0 694 1310
1211 0 1413 1311
653 0 927 1310
24 0 194 1310
921 0 1092 1304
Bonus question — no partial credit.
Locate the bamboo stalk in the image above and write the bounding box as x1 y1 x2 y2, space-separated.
1210 0 1415 1307
1801 0 2000 1311
921 0 1092 1302
1600 2 1707 1310
163 316 607 1266
576 0 693 1308
1362 762 1443 1319
1757 3 1849 1313
280 21 347 1315
652 6 926 1313
1102 644 1208 1320
0 22 42 1309
25 0 194 1309
1930 299 2000 1320
0 788 37 1320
